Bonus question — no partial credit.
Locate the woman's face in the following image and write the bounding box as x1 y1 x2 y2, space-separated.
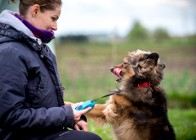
27 4 61 31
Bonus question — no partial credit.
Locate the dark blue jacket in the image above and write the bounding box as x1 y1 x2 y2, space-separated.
0 22 74 139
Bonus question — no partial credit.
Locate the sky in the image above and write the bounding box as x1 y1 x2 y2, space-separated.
0 0 195 37
56 0 196 37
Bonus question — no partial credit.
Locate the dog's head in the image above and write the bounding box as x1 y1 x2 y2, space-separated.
110 50 165 88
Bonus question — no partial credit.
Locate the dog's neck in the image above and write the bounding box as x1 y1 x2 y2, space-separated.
138 81 151 88
120 81 151 91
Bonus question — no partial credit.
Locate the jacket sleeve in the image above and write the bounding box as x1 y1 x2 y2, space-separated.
0 44 74 130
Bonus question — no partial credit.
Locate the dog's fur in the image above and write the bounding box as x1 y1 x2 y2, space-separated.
86 50 176 140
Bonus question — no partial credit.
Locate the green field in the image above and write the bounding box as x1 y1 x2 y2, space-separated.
88 109 196 140
55 38 196 140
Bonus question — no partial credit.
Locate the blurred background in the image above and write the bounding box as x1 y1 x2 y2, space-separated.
1 0 196 139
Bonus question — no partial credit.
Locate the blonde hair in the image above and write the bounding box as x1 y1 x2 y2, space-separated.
8 0 62 16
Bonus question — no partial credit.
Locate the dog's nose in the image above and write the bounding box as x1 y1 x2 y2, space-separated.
110 67 114 72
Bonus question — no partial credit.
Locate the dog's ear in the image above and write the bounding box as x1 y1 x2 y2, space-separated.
147 53 159 61
144 52 159 66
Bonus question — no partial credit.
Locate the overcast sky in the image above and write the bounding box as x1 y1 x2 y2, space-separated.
56 0 196 37
1 0 195 37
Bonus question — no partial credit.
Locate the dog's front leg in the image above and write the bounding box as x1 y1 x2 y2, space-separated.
86 104 107 123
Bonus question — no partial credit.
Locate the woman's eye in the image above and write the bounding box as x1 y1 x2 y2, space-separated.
51 17 58 21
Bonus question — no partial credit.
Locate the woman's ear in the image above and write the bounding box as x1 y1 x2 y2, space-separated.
31 4 40 17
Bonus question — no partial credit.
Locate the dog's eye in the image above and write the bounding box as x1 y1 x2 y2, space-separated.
123 62 129 68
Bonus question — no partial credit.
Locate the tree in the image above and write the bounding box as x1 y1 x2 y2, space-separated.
153 27 170 41
127 21 149 41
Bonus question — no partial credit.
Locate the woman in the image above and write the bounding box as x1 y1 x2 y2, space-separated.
0 0 101 140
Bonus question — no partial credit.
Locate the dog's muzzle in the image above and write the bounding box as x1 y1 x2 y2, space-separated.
112 67 121 77
110 67 122 82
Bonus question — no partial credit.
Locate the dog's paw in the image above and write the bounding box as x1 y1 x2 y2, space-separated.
103 104 118 123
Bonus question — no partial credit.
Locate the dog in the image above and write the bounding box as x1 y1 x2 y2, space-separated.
86 50 176 140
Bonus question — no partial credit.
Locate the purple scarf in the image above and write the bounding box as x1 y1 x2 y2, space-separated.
15 13 55 43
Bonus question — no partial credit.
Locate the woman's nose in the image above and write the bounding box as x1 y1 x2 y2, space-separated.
51 22 57 31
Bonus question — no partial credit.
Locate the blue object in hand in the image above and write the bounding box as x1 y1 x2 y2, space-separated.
75 100 95 111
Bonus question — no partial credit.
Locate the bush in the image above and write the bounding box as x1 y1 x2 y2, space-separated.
127 21 149 41
153 27 170 42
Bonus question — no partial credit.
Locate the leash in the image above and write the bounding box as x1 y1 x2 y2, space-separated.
75 81 150 111
75 91 118 111
92 91 118 101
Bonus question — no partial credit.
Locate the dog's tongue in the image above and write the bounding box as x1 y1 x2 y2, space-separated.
113 68 121 77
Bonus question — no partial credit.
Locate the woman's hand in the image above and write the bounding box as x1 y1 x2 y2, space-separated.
74 119 88 131
71 103 92 122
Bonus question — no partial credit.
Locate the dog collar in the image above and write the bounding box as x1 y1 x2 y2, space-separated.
138 82 151 88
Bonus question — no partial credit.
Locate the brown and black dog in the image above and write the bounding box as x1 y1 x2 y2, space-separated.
86 50 176 140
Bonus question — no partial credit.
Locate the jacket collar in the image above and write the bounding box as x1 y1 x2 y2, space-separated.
0 10 35 39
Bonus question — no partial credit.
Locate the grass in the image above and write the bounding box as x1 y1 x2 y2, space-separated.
87 109 196 140
168 109 196 140
55 38 196 139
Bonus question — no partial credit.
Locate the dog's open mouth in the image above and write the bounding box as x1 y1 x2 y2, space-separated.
113 67 121 77
110 67 122 82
